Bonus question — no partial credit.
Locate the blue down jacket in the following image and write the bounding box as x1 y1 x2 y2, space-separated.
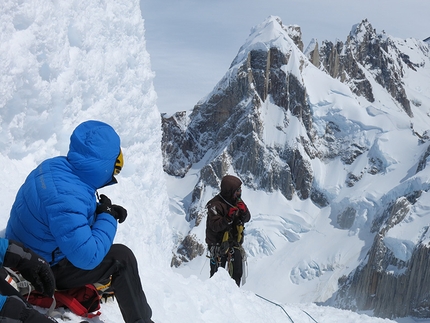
5 120 120 270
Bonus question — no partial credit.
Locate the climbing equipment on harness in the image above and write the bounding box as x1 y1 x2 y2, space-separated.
220 231 230 255
1 267 33 295
227 248 235 277
236 224 244 244
208 245 221 269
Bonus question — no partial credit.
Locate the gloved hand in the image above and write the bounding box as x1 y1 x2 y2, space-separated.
98 194 112 206
3 240 55 297
0 295 58 323
226 207 238 223
111 204 127 223
236 200 247 213
96 194 127 223
96 194 114 216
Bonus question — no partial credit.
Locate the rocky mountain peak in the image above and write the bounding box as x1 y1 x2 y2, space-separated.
311 18 416 117
162 16 430 319
348 18 378 45
163 15 314 195
231 16 305 66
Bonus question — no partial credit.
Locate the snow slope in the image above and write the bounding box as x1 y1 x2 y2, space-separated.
0 1 429 322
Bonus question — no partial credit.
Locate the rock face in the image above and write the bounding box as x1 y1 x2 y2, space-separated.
306 20 430 318
162 17 318 264
333 193 430 318
310 19 413 117
331 148 430 318
162 111 192 177
162 16 430 319
163 17 315 203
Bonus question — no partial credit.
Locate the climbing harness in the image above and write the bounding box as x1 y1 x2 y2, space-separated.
209 229 246 282
208 245 222 269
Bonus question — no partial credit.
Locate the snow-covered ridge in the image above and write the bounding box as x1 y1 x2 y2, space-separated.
231 16 304 67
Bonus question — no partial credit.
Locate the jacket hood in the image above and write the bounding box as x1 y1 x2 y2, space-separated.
220 175 242 200
67 120 121 189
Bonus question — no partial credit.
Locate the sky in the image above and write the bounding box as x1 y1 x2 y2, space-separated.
140 0 430 116
1 1 430 322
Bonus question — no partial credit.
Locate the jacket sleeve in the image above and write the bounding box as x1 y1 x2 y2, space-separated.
206 202 230 233
0 238 8 266
0 295 6 312
48 195 117 270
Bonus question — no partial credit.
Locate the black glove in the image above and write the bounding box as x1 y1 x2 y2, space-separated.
96 194 127 223
3 241 55 297
0 295 58 322
112 204 127 223
98 194 112 206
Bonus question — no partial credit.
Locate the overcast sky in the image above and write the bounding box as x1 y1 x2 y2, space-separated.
140 0 430 115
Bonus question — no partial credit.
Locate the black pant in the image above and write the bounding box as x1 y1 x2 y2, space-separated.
51 244 152 323
210 246 243 286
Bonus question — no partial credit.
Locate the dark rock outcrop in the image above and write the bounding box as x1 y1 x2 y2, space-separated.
333 194 430 318
313 19 413 117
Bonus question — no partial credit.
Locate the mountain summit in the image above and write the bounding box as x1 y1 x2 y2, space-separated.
163 15 430 318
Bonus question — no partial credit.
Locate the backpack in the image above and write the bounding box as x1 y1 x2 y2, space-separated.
1 267 102 318
27 284 102 318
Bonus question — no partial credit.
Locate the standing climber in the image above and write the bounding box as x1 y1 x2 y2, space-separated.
205 175 251 286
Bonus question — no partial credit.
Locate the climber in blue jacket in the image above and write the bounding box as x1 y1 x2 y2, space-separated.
6 120 154 323
0 238 56 322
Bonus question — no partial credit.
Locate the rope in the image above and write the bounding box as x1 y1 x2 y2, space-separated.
255 294 294 323
255 294 319 323
218 193 235 208
301 309 318 323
